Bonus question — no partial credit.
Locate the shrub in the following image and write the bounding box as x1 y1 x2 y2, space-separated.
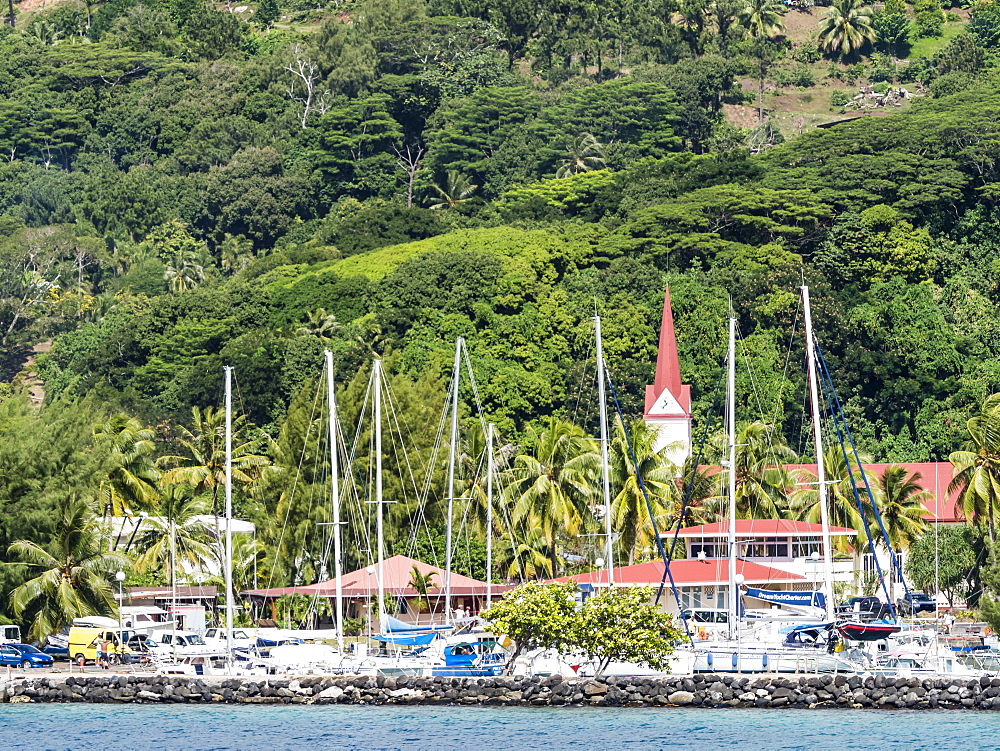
872 81 891 94
830 90 853 107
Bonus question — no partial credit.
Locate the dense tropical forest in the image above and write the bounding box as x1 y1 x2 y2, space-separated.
5 0 1000 636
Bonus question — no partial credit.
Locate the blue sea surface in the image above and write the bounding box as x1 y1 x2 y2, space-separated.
1 703 997 751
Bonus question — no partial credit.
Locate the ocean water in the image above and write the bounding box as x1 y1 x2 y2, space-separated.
2 703 997 751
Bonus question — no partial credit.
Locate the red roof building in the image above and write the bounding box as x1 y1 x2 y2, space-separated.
785 462 961 523
553 558 804 588
242 555 513 625
670 520 856 538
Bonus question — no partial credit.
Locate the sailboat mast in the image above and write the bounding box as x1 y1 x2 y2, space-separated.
224 365 234 668
594 315 614 587
445 338 462 623
373 359 385 631
325 350 344 654
727 316 738 632
801 285 836 622
486 421 494 608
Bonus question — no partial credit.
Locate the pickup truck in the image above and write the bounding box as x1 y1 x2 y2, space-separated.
835 597 893 621
896 592 937 615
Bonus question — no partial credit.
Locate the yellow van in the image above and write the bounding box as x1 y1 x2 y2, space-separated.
68 627 134 664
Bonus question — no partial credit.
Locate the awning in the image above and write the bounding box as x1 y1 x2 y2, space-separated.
372 632 438 646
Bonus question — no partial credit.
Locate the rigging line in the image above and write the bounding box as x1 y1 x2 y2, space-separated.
402 377 449 561
338 366 377 572
382 377 446 570
813 342 891 611
605 369 694 645
570 332 596 429
735 325 793 481
771 299 802 432
815 339 912 616
382 375 430 502
262 371 325 592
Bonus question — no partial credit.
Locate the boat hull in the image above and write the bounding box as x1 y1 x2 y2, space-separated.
837 622 902 642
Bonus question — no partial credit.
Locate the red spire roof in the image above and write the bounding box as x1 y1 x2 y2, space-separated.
644 286 691 417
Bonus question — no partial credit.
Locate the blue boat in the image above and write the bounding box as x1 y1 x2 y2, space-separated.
431 644 506 677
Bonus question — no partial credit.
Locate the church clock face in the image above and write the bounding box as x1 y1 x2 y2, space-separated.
648 388 685 417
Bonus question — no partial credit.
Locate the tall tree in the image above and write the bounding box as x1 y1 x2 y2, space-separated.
737 0 784 123
508 417 598 577
874 464 931 552
132 486 216 585
949 393 1000 542
707 421 796 521
5 497 126 641
607 417 678 565
158 406 272 520
93 414 160 517
791 445 872 554
817 0 876 59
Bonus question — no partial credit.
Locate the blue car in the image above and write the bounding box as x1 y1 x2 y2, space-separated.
0 643 55 669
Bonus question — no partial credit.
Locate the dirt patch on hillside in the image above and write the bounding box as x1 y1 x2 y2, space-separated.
781 6 821 42
724 103 762 128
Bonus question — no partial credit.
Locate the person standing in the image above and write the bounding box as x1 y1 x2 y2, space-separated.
96 637 112 669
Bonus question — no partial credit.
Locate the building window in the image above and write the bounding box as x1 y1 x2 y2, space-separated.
792 540 822 558
744 537 789 558
689 539 726 558
679 587 702 609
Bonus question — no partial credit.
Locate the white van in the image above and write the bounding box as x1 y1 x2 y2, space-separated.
0 625 21 644
149 630 221 659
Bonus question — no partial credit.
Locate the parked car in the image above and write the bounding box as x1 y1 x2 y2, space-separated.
897 592 937 615
204 628 256 649
0 643 55 669
836 597 893 621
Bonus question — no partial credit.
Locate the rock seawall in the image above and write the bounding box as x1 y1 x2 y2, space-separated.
5 673 1000 709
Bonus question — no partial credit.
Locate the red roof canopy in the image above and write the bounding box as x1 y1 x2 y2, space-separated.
785 462 960 523
552 558 804 587
242 554 511 599
670 519 855 538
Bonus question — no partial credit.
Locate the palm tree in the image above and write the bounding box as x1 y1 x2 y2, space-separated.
738 0 784 38
5 496 127 641
737 0 785 124
219 233 255 275
428 171 477 210
556 134 607 179
875 465 931 552
508 417 599 577
949 394 1000 541
158 406 272 520
408 565 438 613
818 0 875 58
93 414 160 517
874 464 931 603
607 417 679 565
132 486 216 585
296 308 340 342
163 248 206 293
705 421 797 521
790 445 872 554
495 525 554 581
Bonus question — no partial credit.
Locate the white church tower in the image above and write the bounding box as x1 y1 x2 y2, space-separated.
643 287 692 469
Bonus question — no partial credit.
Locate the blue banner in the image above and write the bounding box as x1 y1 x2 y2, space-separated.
744 587 825 609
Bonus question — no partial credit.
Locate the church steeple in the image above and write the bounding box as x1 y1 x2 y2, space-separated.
644 287 692 465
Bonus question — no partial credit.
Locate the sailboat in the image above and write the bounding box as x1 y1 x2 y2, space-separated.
688 291 864 674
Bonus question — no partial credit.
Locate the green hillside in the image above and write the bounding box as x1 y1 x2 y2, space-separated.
3 0 1000 634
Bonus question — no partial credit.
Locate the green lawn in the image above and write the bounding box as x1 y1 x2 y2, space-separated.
907 21 965 59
